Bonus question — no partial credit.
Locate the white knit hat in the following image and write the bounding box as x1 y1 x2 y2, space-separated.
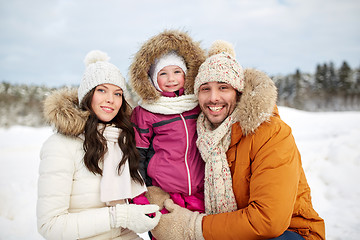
149 51 187 92
78 50 129 104
194 40 244 96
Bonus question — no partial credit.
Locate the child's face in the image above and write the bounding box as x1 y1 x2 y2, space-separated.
91 83 123 122
157 65 185 92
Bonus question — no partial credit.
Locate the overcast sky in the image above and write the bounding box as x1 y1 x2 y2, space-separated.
1 0 359 87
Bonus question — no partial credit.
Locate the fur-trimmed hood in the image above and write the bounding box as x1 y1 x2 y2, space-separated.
236 68 278 135
43 88 89 137
129 29 206 103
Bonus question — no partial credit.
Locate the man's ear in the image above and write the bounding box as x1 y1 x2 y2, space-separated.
236 91 242 102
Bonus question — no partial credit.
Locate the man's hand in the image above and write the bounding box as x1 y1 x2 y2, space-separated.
151 199 205 240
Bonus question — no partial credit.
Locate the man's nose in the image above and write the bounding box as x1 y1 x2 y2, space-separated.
209 89 220 102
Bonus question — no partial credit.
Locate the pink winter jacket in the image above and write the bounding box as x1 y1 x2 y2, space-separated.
131 91 204 211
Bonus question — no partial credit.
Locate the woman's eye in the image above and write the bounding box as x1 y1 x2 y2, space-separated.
115 92 122 97
97 88 105 93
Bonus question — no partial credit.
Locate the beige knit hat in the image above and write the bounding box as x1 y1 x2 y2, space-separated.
194 40 244 96
78 50 129 104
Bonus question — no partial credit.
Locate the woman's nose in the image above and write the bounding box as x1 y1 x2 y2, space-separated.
106 93 114 103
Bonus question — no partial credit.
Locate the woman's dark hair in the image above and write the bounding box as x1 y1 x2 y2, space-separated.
80 88 144 185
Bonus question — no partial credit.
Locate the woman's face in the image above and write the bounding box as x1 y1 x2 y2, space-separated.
91 83 123 122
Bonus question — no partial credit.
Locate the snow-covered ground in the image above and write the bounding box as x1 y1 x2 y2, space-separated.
0 106 359 240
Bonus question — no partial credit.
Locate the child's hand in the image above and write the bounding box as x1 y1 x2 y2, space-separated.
145 186 170 210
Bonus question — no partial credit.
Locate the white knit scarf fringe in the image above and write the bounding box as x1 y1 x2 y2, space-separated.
196 109 239 214
139 94 198 115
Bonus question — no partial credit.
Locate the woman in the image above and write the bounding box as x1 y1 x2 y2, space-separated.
37 50 161 239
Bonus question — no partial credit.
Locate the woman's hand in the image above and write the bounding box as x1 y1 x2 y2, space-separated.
110 204 161 233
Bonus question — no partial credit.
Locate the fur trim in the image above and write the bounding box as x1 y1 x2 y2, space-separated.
129 29 206 103
43 88 89 136
236 69 278 135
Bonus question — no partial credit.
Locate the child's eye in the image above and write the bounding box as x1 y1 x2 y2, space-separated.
174 70 182 74
159 72 167 76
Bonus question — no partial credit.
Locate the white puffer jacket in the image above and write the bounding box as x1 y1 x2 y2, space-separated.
37 89 141 240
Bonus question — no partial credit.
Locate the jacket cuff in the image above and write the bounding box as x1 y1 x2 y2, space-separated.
77 207 112 238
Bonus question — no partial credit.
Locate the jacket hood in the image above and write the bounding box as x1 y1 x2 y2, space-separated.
236 68 278 136
129 29 206 103
43 88 89 136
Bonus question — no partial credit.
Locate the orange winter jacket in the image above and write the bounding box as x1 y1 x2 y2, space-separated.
202 113 325 239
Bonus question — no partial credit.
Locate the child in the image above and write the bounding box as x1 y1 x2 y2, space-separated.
37 50 161 239
129 30 206 215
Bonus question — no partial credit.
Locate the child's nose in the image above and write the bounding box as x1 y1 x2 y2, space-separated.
168 73 176 81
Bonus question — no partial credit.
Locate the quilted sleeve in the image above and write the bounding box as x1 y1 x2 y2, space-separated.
37 134 110 240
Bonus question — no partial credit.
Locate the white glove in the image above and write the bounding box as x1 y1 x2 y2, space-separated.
109 204 161 233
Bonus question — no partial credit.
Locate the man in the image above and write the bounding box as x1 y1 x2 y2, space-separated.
148 41 325 240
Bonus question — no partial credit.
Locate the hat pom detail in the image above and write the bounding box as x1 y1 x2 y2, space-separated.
208 40 236 58
79 50 128 105
84 50 110 67
194 40 244 96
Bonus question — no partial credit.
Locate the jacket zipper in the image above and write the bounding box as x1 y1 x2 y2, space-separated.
180 113 192 196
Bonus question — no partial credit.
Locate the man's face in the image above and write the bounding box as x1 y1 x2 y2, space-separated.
198 82 238 128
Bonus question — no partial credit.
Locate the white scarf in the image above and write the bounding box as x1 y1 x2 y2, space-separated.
100 125 147 202
196 109 239 214
139 94 198 115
